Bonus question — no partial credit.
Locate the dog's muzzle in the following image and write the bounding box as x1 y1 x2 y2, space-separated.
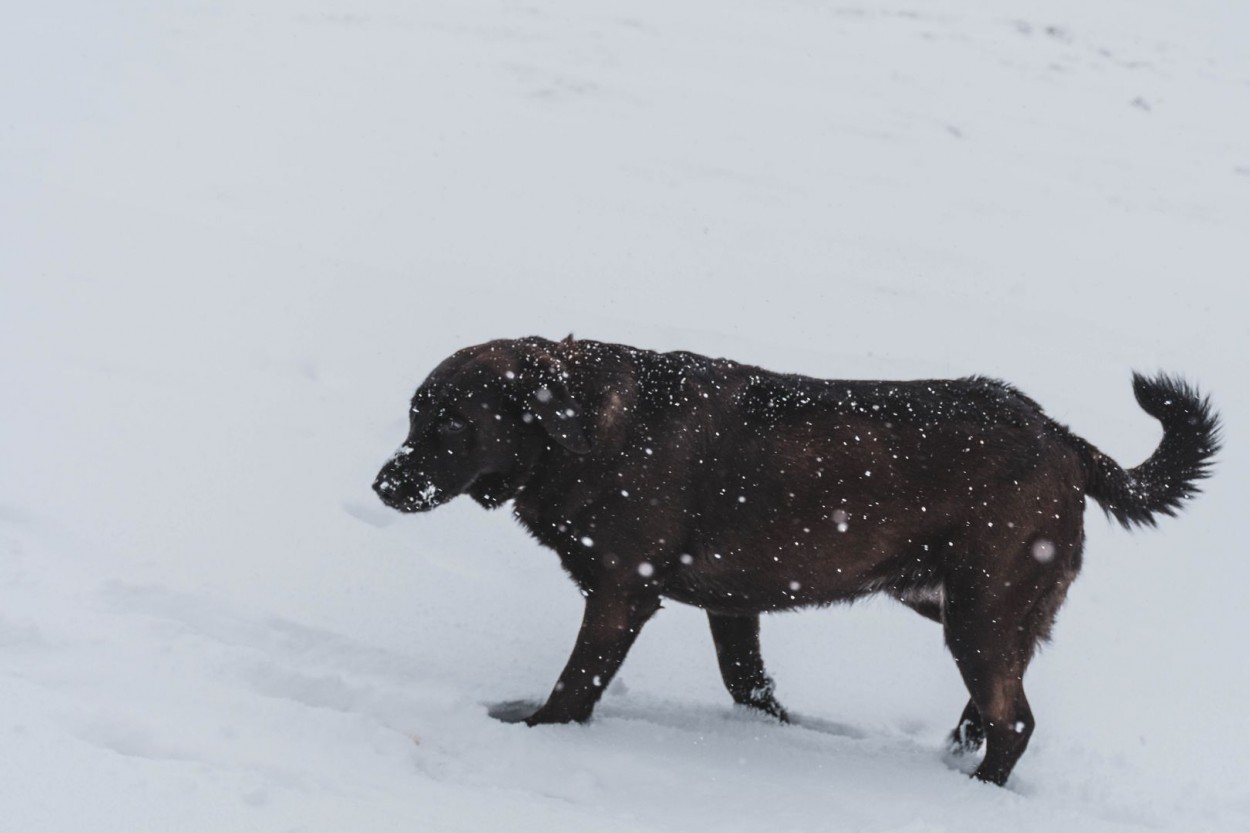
373 466 443 513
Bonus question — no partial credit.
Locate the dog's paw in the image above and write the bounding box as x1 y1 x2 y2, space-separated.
946 718 985 757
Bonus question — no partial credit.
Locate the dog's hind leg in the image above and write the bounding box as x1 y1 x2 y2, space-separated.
943 581 1037 785
708 612 789 721
892 596 986 754
525 591 661 726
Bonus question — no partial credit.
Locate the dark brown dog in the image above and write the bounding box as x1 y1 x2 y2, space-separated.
373 336 1219 785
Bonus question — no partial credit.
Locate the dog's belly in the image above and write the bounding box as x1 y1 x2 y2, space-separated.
659 540 930 614
659 571 848 613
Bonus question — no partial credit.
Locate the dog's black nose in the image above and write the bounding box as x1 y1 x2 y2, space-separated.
373 470 397 498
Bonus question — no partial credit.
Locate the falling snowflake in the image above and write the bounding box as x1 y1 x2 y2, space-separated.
832 508 850 533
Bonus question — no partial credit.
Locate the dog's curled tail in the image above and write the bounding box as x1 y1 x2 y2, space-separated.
1075 373 1221 529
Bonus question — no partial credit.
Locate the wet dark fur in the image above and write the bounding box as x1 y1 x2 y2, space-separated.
374 336 1220 785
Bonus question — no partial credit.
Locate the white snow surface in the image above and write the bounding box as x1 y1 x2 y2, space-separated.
3 1 1249 830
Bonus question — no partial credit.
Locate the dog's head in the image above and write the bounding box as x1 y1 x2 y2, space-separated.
373 337 591 513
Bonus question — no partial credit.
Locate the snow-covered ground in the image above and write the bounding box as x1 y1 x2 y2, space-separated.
3 1 1248 830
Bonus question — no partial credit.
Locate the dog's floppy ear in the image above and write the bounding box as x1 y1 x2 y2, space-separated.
516 339 592 454
529 378 592 454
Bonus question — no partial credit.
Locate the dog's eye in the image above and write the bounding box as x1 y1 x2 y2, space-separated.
439 417 467 435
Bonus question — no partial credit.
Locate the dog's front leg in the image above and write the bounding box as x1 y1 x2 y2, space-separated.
526 590 661 726
708 612 789 721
